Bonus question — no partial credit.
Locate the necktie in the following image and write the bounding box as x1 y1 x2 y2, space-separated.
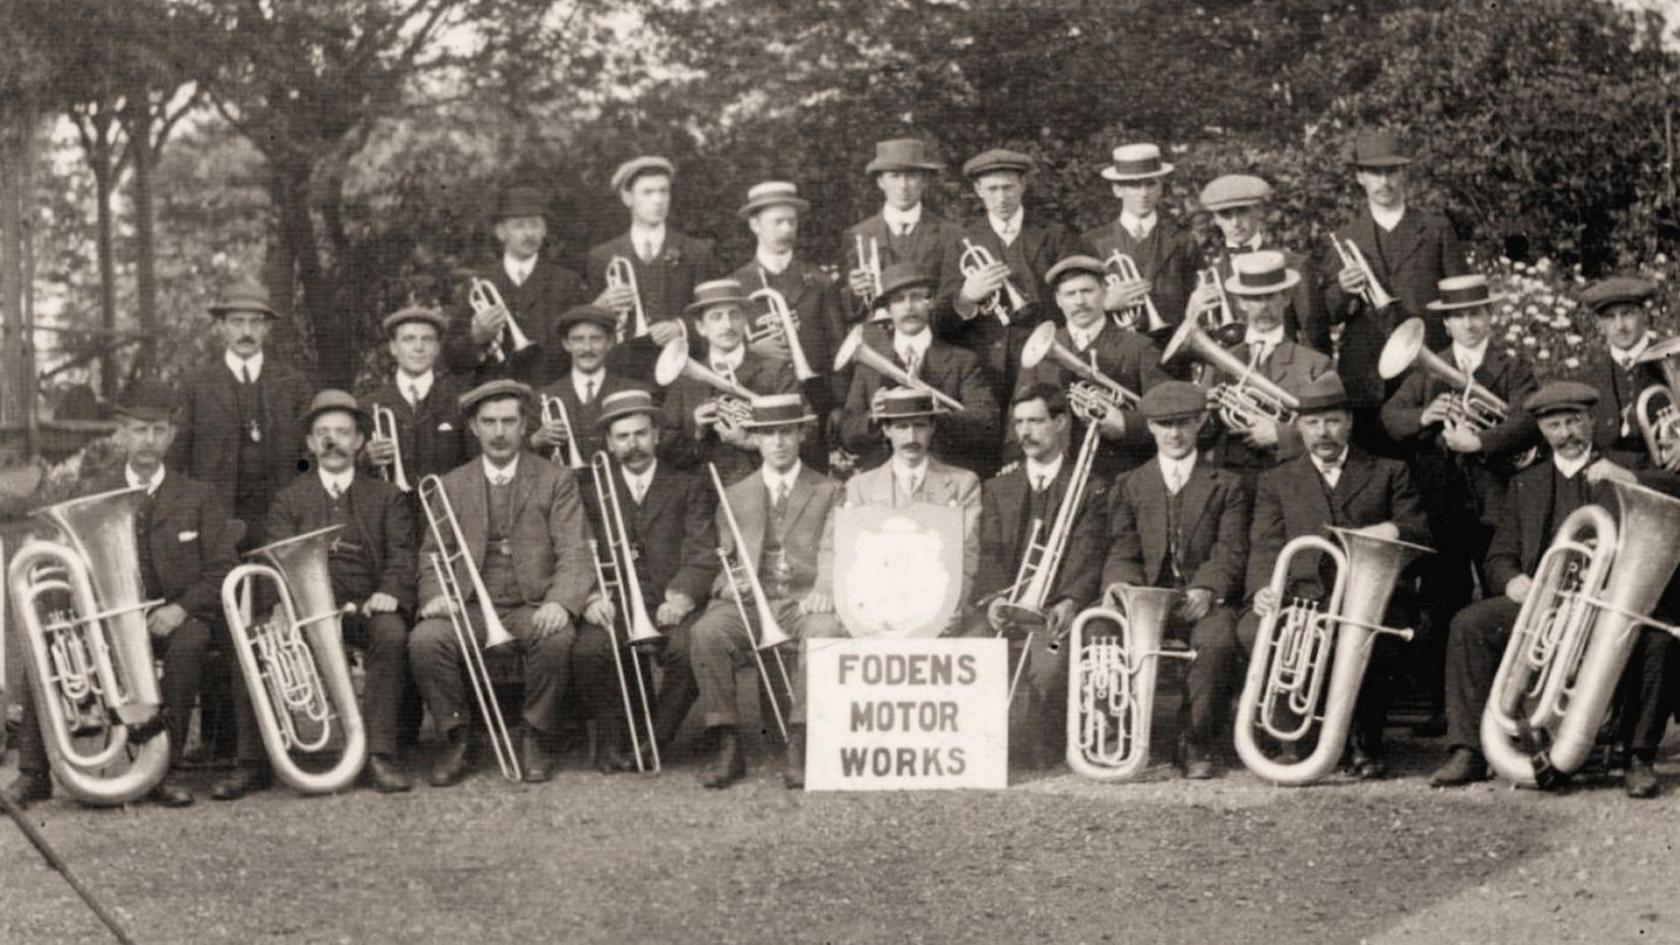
1247 343 1267 372
897 222 910 237
1166 465 1182 495
900 348 921 378
1034 474 1048 493
638 239 653 263
241 363 254 386
407 383 420 408
631 475 647 505
584 379 596 404
328 481 342 499
1320 461 1340 489
1127 222 1145 241
773 481 790 515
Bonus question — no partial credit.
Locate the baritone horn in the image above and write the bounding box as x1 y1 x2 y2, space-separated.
588 451 662 773
1329 234 1396 310
468 276 534 364
1633 336 1680 466
1480 479 1680 787
833 326 965 413
370 404 412 493
540 393 586 470
5 487 171 805
959 238 1028 321
605 255 650 341
1019 321 1141 418
1065 584 1195 781
748 279 818 382
709 462 797 740
654 336 757 428
1104 251 1167 333
1161 316 1299 433
221 526 368 794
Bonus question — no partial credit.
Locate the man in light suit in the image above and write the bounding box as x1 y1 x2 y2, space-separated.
1081 143 1203 343
1192 174 1329 353
530 305 650 466
688 394 843 790
842 139 959 322
409 380 595 786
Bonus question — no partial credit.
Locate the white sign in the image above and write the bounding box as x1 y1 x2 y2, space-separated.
804 637 1008 791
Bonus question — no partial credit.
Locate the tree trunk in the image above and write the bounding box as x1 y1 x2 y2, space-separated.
267 155 341 384
128 103 159 379
90 128 118 399
0 116 36 440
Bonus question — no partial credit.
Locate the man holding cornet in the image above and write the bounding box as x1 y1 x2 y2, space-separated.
530 305 648 466
842 139 958 323
365 307 472 494
1576 276 1674 467
1193 174 1328 353
1081 143 1203 340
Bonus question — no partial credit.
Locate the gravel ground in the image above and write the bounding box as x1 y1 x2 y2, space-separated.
1 735 1675 945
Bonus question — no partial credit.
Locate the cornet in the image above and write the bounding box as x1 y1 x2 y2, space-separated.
588 451 663 774
1104 251 1167 333
748 279 818 382
371 404 412 493
1633 335 1680 466
654 337 757 429
709 463 797 740
1065 584 1195 781
605 255 650 342
1161 316 1299 434
1019 321 1141 419
1329 235 1396 310
469 276 535 364
854 234 883 318
1193 266 1240 343
959 238 1028 322
833 325 966 413
540 393 586 470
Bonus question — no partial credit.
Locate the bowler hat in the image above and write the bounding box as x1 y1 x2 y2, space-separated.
1523 381 1599 418
381 306 447 337
1224 251 1301 296
865 139 944 175
595 389 660 430
1295 373 1350 414
877 263 936 301
609 156 675 192
737 181 810 219
961 148 1033 179
1579 276 1659 315
1045 254 1107 287
302 389 371 430
685 279 752 315
493 185 548 221
1199 174 1272 211
113 379 178 422
1426 274 1505 312
459 378 533 417
1139 381 1211 422
871 387 945 421
1347 131 1413 169
208 278 277 319
1100 143 1174 182
740 393 815 429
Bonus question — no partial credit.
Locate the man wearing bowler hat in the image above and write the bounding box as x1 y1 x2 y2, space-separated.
1191 174 1329 353
842 139 960 321
365 306 474 495
1082 143 1204 339
530 304 650 466
1575 276 1674 466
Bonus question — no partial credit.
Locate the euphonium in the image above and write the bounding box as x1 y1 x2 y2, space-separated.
1104 251 1166 333
370 404 412 493
1064 584 1195 781
605 255 649 341
1329 234 1396 310
588 451 662 773
1234 527 1432 785
748 280 818 382
220 525 368 794
708 462 797 740
468 276 534 364
1161 315 1299 433
6 486 171 805
1019 321 1141 417
1480 479 1680 787
959 238 1028 321
540 393 586 470
1633 336 1680 465
833 325 966 413
654 336 758 428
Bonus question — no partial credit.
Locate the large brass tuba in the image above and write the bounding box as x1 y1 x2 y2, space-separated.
1161 315 1300 434
1633 336 1680 466
709 462 797 740
1234 527 1432 785
1064 584 1195 780
588 451 662 773
1019 321 1141 417
833 325 966 413
220 526 368 794
6 487 171 805
1480 479 1680 787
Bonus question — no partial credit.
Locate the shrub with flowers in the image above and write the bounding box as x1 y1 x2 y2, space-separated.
1484 256 1680 384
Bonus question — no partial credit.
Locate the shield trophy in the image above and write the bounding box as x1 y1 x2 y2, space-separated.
835 504 964 638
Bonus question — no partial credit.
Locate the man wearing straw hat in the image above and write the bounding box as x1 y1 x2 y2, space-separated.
842 138 959 321
1191 173 1329 353
1082 142 1204 339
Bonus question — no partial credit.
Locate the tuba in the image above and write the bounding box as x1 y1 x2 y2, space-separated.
539 393 586 470
587 451 662 773
708 462 797 740
958 238 1029 321
655 334 757 428
1480 479 1680 787
1633 336 1680 466
605 255 650 341
748 279 818 382
1104 251 1167 333
220 526 368 794
833 326 966 413
1064 584 1195 781
469 276 535 364
370 404 412 493
1329 234 1396 310
1234 527 1432 785
1162 315 1299 433
1019 321 1141 417
6 487 171 805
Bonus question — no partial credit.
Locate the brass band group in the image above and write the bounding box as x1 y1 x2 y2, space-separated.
10 128 1680 812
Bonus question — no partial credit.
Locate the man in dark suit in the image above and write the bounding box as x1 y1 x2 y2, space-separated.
1081 143 1203 342
688 394 844 790
661 279 799 485
530 305 649 467
839 263 998 473
1323 131 1469 457
1102 381 1251 778
166 278 312 550
4 381 237 809
365 306 473 493
585 156 724 383
409 380 596 785
1193 174 1329 353
576 390 718 772
1241 373 1431 778
843 139 959 323
212 391 418 799
1577 276 1669 464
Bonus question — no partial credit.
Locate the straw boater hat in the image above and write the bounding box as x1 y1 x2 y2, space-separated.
113 379 179 423
493 185 547 221
609 155 674 192
208 278 277 319
871 387 945 422
1578 276 1659 315
737 181 810 219
459 378 532 417
381 306 446 337
1523 381 1599 418
865 139 944 175
1346 131 1413 169
1223 251 1300 296
1198 174 1272 212
1138 381 1210 422
961 148 1033 179
740 393 815 428
1425 274 1505 312
1100 143 1174 182
595 389 660 430
301 389 371 431
685 279 752 315
876 263 936 301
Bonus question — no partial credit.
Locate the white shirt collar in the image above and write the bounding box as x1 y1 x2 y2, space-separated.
624 459 657 498
1120 209 1158 238
761 460 803 496
125 463 166 496
1311 446 1350 477
1068 318 1106 350
1452 338 1489 374
756 250 794 276
482 454 520 485
882 203 923 232
1553 451 1591 480
890 454 928 492
630 222 666 256
503 253 536 285
225 349 264 382
710 343 745 373
989 207 1025 243
1157 451 1197 493
1024 453 1064 489
1370 202 1406 232
1245 325 1285 351
396 368 434 402
1613 334 1652 368
572 366 606 402
318 466 355 497
895 327 932 362
1225 232 1264 253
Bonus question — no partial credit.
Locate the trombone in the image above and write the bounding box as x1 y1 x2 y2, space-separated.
539 393 586 470
1019 321 1141 418
958 238 1028 322
370 404 412 493
1328 235 1396 310
654 337 757 429
606 255 650 342
833 325 966 413
708 462 797 740
1162 316 1300 434
469 276 535 364
748 277 819 382
417 473 522 782
854 234 883 318
1104 251 1167 332
588 451 663 773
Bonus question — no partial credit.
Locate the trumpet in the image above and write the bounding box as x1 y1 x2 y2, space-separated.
709 462 797 741
417 473 521 781
1019 321 1141 419
370 404 412 493
1162 316 1299 433
1234 527 1431 785
833 325 966 413
1065 584 1195 781
5 486 171 805
221 526 368 794
469 276 535 364
540 393 586 470
588 452 663 773
748 278 818 382
1104 251 1167 333
1481 479 1680 787
959 238 1028 322
1193 266 1239 340
606 255 650 342
654 337 757 429
855 234 883 317
1633 336 1680 465
1378 318 1507 432
1329 234 1396 310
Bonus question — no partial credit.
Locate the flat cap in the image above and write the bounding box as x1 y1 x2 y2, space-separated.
1578 276 1659 314
459 378 533 417
557 304 619 334
609 155 675 192
877 262 936 301
113 379 179 422
961 148 1033 179
1522 381 1599 417
1139 380 1211 421
382 306 447 336
1045 254 1107 286
1295 372 1350 414
301 389 371 430
1198 174 1272 211
208 277 277 319
595 388 659 430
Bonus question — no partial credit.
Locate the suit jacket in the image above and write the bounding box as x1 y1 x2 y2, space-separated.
533 371 650 466
1017 321 1170 479
1323 207 1467 406
416 452 595 615
579 461 718 609
839 329 999 473
1208 241 1330 353
364 371 475 484
1082 215 1204 334
1200 339 1335 473
1245 447 1430 599
86 471 238 624
843 457 982 602
730 258 850 415
1584 350 1664 463
266 472 418 612
843 209 961 316
443 255 586 388
1483 458 1607 594
586 230 726 382
660 347 799 485
712 465 840 599
973 458 1108 610
165 356 313 522
1103 456 1250 602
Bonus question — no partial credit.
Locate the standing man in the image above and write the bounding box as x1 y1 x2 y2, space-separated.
530 305 648 465
688 394 844 790
365 306 473 494
1577 276 1669 464
409 380 595 785
4 381 237 809
212 390 418 799
842 139 957 322
1082 143 1203 340
1194 174 1329 353
166 277 312 550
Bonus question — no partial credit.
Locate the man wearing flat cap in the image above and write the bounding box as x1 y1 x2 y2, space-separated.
530 304 650 466
167 277 313 551
1082 143 1204 341
213 390 419 799
5 380 239 810
1192 174 1329 353
365 306 474 496
842 139 959 322
1431 381 1673 797
1576 276 1674 467
1101 380 1251 778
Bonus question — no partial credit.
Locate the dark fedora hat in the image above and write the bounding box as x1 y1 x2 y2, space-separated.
113 378 179 422
493 185 548 221
1346 130 1413 169
1295 373 1350 414
876 263 936 301
865 139 944 175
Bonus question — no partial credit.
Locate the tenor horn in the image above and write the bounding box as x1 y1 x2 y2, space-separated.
1329 234 1396 310
959 238 1028 321
540 393 586 470
833 326 965 413
1162 316 1299 433
605 255 650 341
469 276 535 364
1234 527 1432 785
1378 318 1507 431
1019 321 1141 413
220 526 368 794
1065 584 1195 781
1633 336 1680 466
655 338 757 429
708 462 797 740
5 487 171 805
587 452 663 774
1104 251 1167 333
748 281 818 382
371 404 412 493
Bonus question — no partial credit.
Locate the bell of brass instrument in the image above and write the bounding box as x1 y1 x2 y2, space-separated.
1481 479 1680 787
958 238 1028 321
416 473 522 781
1633 336 1680 465
1378 318 1507 431
655 336 758 428
5 487 171 805
1104 251 1167 333
539 393 586 470
833 326 966 413
708 462 797 740
220 526 369 794
1065 584 1195 781
748 281 818 382
370 404 413 493
469 276 534 364
588 452 663 773
605 255 650 341
1162 316 1299 433
1019 321 1142 415
1329 234 1396 310
1234 527 1432 785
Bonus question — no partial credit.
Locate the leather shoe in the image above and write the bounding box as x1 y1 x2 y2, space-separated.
210 765 272 801
1349 750 1386 780
1411 711 1448 738
429 729 471 788
701 728 745 789
1625 756 1660 799
3 771 52 808
150 776 194 808
596 744 635 775
521 732 560 783
366 754 412 794
1429 748 1489 787
783 727 806 790
1182 740 1217 780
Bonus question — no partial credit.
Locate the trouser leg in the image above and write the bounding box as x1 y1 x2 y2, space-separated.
408 615 468 737
1443 597 1519 753
571 622 628 746
343 611 409 757
1184 607 1239 747
785 603 845 728
1616 628 1674 758
157 618 211 762
689 600 755 729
